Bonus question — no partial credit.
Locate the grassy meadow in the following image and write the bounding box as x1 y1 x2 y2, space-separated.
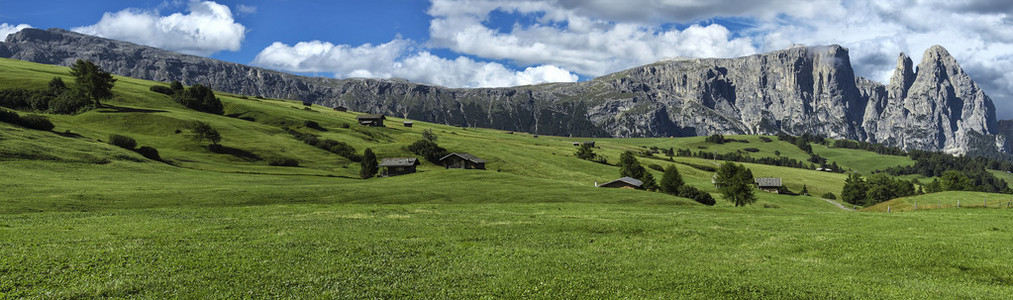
2 57 1013 298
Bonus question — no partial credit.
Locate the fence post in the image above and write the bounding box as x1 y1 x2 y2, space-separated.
957 200 960 208
914 202 917 210
888 206 891 213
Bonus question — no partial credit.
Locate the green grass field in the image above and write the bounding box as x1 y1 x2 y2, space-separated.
2 57 1013 298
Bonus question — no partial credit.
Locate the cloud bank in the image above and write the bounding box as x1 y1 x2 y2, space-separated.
73 1 245 56
0 23 32 41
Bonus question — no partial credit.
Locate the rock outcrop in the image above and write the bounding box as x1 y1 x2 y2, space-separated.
0 28 1003 154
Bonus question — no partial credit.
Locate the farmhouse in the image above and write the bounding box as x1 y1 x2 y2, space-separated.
598 177 643 189
333 106 348 112
439 152 486 169
755 177 782 193
403 121 413 127
357 114 385 126
379 157 419 176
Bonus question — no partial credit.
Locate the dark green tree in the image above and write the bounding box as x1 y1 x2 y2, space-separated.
939 170 972 191
617 150 656 190
360 148 378 178
660 165 685 195
841 172 868 205
421 128 438 142
48 77 68 96
715 162 756 207
574 143 596 160
170 80 184 92
191 121 221 147
174 84 223 114
800 184 809 196
69 59 116 107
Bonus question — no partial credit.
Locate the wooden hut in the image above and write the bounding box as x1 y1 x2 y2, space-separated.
754 177 782 193
379 158 419 176
333 106 348 112
356 114 385 126
403 121 413 127
439 153 486 170
598 177 643 189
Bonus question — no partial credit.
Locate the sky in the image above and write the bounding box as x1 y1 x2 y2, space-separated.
2 0 1013 118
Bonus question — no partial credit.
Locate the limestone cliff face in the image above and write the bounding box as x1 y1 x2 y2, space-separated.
866 46 999 155
0 28 1003 154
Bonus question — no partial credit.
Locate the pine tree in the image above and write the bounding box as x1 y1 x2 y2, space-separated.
360 148 378 179
716 162 757 207
69 59 116 107
660 165 685 195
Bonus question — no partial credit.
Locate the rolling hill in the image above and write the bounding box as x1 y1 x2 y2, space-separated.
2 57 1013 298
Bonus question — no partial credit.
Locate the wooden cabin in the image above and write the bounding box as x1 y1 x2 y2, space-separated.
439 153 486 170
356 114 385 126
598 177 643 189
333 106 348 112
379 157 419 176
755 177 782 193
403 121 413 127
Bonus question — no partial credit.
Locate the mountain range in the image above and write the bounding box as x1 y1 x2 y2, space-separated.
0 28 1005 155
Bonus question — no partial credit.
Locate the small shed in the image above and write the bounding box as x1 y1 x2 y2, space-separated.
403 121 413 127
755 177 782 193
439 152 486 170
598 177 643 189
333 106 348 112
379 157 419 176
357 114 385 126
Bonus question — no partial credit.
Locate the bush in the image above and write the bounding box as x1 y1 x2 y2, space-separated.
408 139 449 163
150 85 174 95
268 156 300 167
0 108 19 124
135 146 161 161
759 136 772 142
302 101 312 106
822 192 837 200
677 185 716 206
18 114 54 131
48 89 92 114
705 134 727 144
107 134 137 149
339 123 350 129
648 163 664 172
743 148 760 152
304 120 323 130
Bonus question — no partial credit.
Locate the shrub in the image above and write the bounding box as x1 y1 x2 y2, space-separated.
48 89 91 114
743 148 760 153
302 101 312 106
408 139 448 163
705 134 727 144
150 85 174 95
107 134 137 149
648 163 664 172
135 146 161 161
18 114 55 131
0 108 19 124
677 185 716 206
822 192 837 200
339 123 350 129
304 120 323 130
759 136 772 142
268 156 300 167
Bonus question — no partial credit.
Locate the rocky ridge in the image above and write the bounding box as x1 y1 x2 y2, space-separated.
0 28 1003 154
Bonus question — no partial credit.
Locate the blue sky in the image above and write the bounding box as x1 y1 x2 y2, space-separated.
3 0 1013 118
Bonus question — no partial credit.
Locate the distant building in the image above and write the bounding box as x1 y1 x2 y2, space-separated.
572 141 596 147
598 177 643 189
379 157 419 176
439 153 486 169
333 106 348 112
356 114 385 126
403 121 413 127
755 177 782 193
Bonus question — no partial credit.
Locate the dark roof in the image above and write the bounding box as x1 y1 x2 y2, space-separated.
439 152 486 163
600 176 643 187
356 114 385 120
379 157 419 167
755 177 782 187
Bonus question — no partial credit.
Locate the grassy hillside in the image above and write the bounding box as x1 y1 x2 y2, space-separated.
863 191 1013 212
3 57 1013 298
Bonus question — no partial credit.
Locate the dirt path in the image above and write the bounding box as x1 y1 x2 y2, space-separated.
822 198 856 211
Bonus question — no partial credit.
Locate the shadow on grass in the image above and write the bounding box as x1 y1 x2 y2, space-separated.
99 105 168 114
209 145 261 161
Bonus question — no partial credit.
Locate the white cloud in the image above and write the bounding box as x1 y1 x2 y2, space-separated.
72 1 245 56
236 4 257 15
252 39 577 88
0 23 32 41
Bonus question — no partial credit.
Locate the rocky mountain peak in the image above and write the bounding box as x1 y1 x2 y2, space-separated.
888 52 914 100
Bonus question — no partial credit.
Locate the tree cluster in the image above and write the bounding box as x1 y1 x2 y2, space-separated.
659 165 715 205
574 143 606 164
882 150 1009 193
0 108 54 131
830 139 906 156
173 84 224 114
408 139 449 164
841 173 917 206
714 162 757 207
0 63 109 115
